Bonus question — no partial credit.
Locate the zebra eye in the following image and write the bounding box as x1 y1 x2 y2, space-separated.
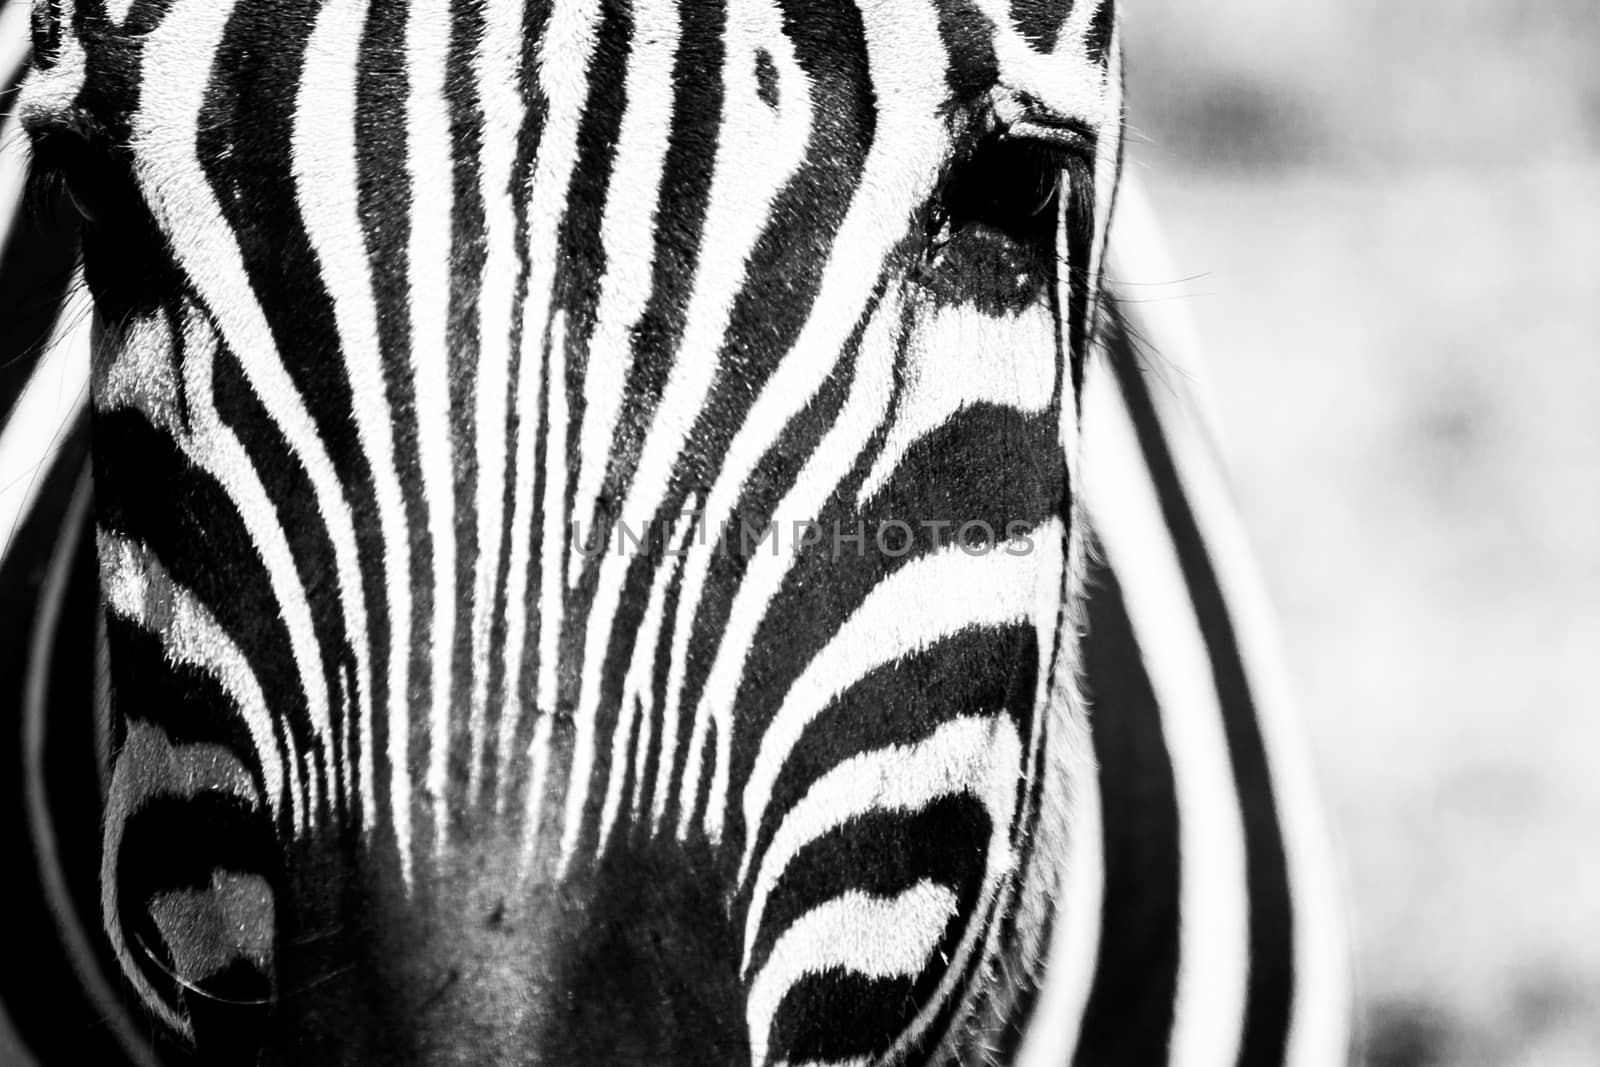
29 125 176 319
921 128 1092 308
940 129 1090 244
28 127 130 226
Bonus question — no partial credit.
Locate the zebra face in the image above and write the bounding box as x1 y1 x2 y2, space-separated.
24 0 1121 1062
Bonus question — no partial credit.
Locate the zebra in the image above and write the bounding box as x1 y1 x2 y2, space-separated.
0 0 1352 1062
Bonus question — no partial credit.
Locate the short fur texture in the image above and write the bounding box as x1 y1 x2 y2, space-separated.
0 0 1350 1063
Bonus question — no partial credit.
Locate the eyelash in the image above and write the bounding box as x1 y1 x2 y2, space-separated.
26 128 110 225
932 128 1094 249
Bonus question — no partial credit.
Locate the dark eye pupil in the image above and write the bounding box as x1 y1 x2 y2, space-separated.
31 124 156 233
28 128 178 320
31 129 112 223
917 132 1088 312
63 173 100 223
942 134 1078 245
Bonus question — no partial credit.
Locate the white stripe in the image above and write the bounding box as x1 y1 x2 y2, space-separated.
169 309 324 831
1083 366 1250 1067
295 0 413 844
1180 420 1353 1067
675 284 902 839
95 310 316 822
627 642 659 826
856 300 1057 508
598 516 694 850
472 0 576 825
1013 681 1103 1067
1000 19 1122 1045
566 0 680 592
636 543 688 831
658 0 958 848
332 664 355 835
973 0 1117 134
1123 285 1353 1065
14 6 88 149
516 712 555 881
472 0 535 813
1222 563 1352 1065
535 312 570 738
952 508 1093 1054
99 532 286 825
94 305 324 831
409 0 459 844
503 0 602 872
564 0 819 868
135 0 379 872
303 740 322 831
497 307 568 811
744 881 959 1067
0 288 88 567
98 310 181 432
742 714 1020 974
1057 0 1108 49
738 524 1061 886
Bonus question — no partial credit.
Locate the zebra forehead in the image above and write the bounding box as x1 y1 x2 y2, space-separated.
26 0 1118 121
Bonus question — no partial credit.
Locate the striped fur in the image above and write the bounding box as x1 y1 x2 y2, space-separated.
0 0 1350 1063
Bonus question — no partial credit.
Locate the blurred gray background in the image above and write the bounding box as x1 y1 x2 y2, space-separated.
1119 1 1600 1063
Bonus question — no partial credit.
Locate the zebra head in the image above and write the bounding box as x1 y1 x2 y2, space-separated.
21 0 1123 1061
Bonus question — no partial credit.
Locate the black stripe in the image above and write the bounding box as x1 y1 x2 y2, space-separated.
726 401 1061 857
201 0 397 807
510 0 635 825
1109 312 1297 1066
491 0 556 811
93 404 317 827
745 796 990 980
443 0 491 764
1073 537 1181 1065
586 0 726 544
26 0 59 69
554 0 730 854
668 321 859 818
747 625 1037 894
357 0 431 828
